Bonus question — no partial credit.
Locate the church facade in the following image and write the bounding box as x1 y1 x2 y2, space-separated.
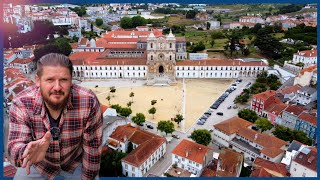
70 27 268 85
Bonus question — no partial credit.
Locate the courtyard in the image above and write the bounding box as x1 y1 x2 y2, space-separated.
82 78 233 132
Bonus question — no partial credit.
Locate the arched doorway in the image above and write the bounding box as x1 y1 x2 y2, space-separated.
159 65 164 74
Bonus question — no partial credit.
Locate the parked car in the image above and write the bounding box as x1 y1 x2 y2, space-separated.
204 112 212 116
216 112 223 116
172 134 180 139
227 106 232 109
209 129 214 132
197 121 204 125
146 124 154 129
233 104 238 109
138 123 144 126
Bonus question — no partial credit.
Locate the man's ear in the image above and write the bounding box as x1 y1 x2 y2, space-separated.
35 75 40 87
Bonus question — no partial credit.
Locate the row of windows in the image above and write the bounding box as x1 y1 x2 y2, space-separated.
75 66 146 71
177 72 237 77
83 72 146 77
177 66 264 71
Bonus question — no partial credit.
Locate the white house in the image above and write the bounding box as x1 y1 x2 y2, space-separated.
292 49 317 66
293 65 317 86
294 86 317 105
8 56 36 74
171 139 213 177
108 124 166 177
289 146 317 177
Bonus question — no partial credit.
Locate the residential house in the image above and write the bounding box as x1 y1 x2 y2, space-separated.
9 56 36 74
293 65 317 86
251 90 282 117
171 139 213 177
275 105 305 129
230 127 288 163
251 157 289 177
281 140 305 168
239 16 265 24
294 86 317 106
68 28 82 39
276 84 302 102
264 103 288 125
102 114 128 146
108 124 166 177
292 49 317 67
207 20 220 29
216 148 243 177
229 22 255 29
295 112 317 140
213 116 253 147
195 12 209 21
289 146 317 177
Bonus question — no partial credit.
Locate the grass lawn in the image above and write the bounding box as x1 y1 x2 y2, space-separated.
167 16 202 26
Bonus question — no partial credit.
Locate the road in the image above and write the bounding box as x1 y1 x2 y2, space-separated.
142 78 256 177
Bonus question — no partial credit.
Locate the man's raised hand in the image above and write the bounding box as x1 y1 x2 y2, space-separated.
22 131 51 175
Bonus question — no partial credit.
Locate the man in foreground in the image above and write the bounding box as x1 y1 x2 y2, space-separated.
7 53 103 180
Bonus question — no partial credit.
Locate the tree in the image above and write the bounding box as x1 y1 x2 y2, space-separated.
95 18 103 26
131 16 147 28
186 10 197 19
120 17 133 29
272 125 313 145
106 95 111 105
119 107 132 117
210 40 215 47
206 22 211 30
127 101 133 107
191 129 212 146
157 120 175 135
148 107 156 119
131 113 146 126
151 100 157 106
111 104 122 113
54 38 72 56
127 142 133 153
174 114 183 126
238 109 259 123
110 86 116 96
100 151 127 177
255 118 273 132
129 92 134 102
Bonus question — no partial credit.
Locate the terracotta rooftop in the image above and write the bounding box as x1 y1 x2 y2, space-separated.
237 128 287 158
172 139 211 164
213 116 253 135
294 49 317 58
109 124 137 142
10 56 35 64
122 136 165 167
298 65 317 76
263 96 282 111
277 84 302 95
298 112 317 126
293 147 317 172
216 148 243 177
284 105 305 117
253 90 276 101
264 103 288 116
253 157 289 177
250 167 273 177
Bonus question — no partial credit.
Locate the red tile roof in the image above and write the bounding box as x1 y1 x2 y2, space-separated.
177 59 267 66
265 103 288 116
294 49 317 58
10 57 35 64
213 116 253 135
298 112 317 126
172 139 211 164
251 167 273 177
201 168 216 177
298 65 317 76
216 148 243 177
263 96 282 111
293 147 317 171
109 124 137 142
277 84 302 95
284 105 305 116
100 104 108 113
237 128 287 158
122 136 165 167
253 157 289 177
253 90 276 101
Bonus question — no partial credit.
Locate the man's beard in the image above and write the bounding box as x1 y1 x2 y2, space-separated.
42 90 69 111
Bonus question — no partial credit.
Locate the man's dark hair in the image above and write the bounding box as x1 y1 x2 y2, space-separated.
37 53 73 77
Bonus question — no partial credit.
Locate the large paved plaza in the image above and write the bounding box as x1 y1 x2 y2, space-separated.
81 78 234 132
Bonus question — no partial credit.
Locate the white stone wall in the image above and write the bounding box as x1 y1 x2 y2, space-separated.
172 154 203 176
290 161 317 177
